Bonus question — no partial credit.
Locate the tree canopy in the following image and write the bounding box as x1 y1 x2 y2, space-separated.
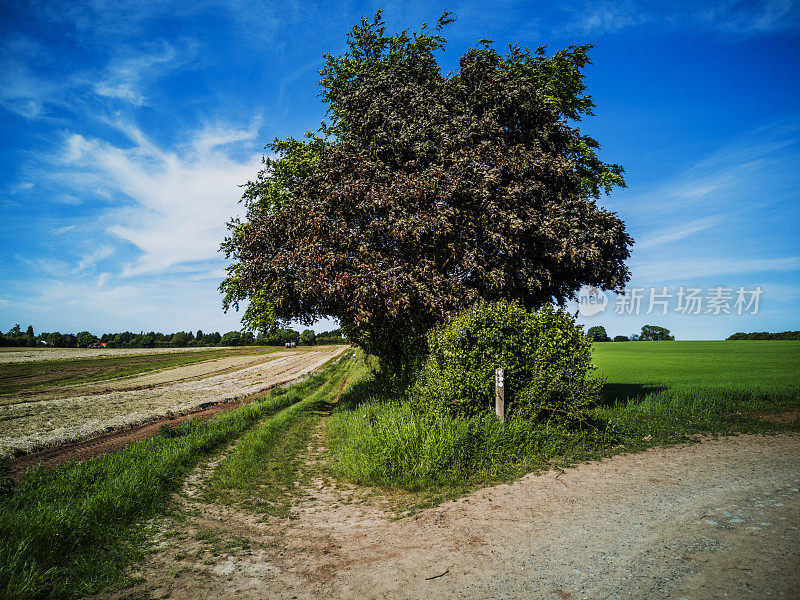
639 325 675 341
586 326 611 342
221 11 633 366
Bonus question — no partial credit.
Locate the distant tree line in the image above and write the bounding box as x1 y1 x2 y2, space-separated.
586 324 675 342
726 331 800 341
0 324 345 348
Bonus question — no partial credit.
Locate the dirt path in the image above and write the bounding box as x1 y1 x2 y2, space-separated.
116 433 799 600
2 346 348 459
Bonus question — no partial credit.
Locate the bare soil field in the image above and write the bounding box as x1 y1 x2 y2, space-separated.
0 346 347 458
2 351 285 405
0 346 288 398
115 433 800 600
0 346 221 364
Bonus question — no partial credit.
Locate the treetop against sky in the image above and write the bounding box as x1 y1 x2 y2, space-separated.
0 0 798 339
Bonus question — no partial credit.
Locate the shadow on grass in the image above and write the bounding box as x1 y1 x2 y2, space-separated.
598 383 668 407
335 367 402 412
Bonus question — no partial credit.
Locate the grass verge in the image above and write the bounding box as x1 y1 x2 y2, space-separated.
0 352 345 600
327 349 799 505
204 353 353 516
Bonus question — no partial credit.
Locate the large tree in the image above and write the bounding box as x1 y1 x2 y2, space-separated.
221 11 633 367
586 326 610 342
639 325 675 341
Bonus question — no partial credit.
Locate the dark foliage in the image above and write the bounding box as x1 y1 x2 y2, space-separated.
586 325 611 342
0 325 341 348
639 325 675 341
727 331 800 340
221 11 632 368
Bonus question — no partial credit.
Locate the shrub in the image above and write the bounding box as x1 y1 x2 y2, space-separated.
412 300 601 423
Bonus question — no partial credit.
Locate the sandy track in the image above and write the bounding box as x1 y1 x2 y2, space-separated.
0 346 348 457
124 434 799 600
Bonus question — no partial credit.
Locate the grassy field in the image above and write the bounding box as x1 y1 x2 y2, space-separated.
592 340 800 405
327 341 799 496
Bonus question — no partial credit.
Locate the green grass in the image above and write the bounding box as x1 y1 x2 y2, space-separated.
592 340 800 407
327 360 613 499
204 354 353 515
591 340 800 449
0 353 346 600
327 341 799 499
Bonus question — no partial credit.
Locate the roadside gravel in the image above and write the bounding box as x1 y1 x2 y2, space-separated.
124 433 799 600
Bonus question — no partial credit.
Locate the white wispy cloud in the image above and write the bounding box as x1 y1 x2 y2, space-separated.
93 41 196 107
36 0 283 49
631 256 800 282
78 245 114 271
617 118 800 283
635 214 727 250
555 0 800 37
0 56 61 119
56 120 263 276
6 182 34 194
692 0 800 35
558 1 648 35
614 119 800 219
1 31 193 121
13 255 75 278
6 275 245 333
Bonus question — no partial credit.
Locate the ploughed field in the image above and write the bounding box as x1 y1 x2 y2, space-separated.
0 346 222 364
0 345 347 458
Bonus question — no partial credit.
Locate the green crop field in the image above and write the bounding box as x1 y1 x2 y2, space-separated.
328 341 800 499
592 340 800 407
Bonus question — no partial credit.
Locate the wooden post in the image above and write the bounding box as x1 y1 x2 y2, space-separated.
495 367 505 422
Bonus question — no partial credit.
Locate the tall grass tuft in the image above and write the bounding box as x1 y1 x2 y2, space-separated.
327 365 612 491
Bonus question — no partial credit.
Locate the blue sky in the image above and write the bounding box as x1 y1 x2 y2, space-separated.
1 0 798 338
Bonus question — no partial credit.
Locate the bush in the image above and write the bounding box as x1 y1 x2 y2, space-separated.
412 300 601 423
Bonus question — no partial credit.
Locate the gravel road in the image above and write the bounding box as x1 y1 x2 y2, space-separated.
126 433 799 600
